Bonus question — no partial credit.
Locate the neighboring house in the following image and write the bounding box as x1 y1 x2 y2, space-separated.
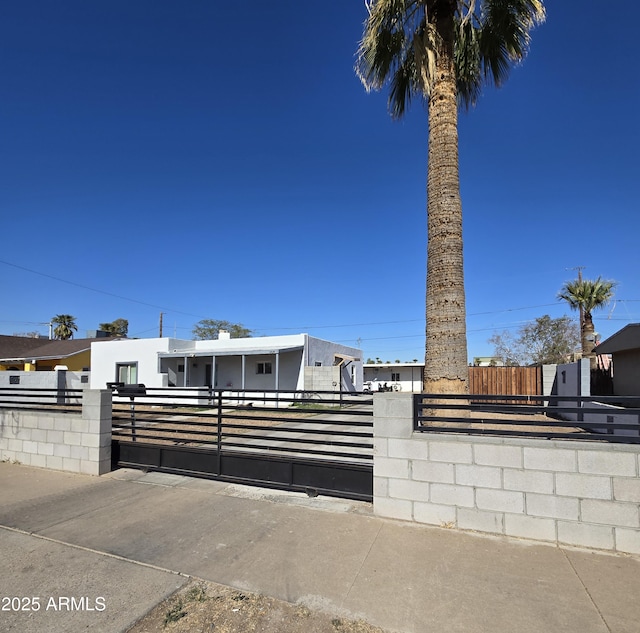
0 335 50 370
364 362 549 395
90 332 363 392
472 356 505 367
593 323 640 397
364 362 423 393
0 337 114 372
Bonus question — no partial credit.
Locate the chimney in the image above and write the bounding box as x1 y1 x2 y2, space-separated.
218 330 231 340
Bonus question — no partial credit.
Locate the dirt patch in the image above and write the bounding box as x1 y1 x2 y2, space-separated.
127 580 388 633
419 408 587 436
111 404 370 451
111 407 303 446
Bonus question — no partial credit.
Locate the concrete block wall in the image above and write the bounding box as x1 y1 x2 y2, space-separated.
0 370 90 391
374 393 640 555
0 390 112 475
304 366 340 393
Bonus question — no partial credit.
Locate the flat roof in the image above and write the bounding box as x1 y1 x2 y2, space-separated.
159 344 304 358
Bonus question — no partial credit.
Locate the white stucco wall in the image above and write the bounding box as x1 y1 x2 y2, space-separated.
90 338 178 389
210 353 300 390
91 334 359 392
364 364 423 392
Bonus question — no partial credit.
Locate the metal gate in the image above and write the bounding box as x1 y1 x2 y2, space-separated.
111 387 373 502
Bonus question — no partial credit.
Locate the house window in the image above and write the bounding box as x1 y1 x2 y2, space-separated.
178 364 185 372
256 362 272 375
116 362 138 385
391 372 400 382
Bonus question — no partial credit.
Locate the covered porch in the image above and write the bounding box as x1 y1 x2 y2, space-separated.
158 345 305 391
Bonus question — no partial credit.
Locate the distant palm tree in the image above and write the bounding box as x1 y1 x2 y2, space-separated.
356 0 545 393
99 318 128 337
558 277 616 367
52 314 78 340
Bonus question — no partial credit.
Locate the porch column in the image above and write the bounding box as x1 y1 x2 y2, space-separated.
241 355 246 390
212 355 216 388
183 356 188 387
275 352 280 390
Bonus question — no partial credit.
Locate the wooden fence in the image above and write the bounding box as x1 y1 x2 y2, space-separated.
468 366 542 397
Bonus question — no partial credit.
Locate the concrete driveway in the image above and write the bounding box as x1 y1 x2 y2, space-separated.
2 462 640 633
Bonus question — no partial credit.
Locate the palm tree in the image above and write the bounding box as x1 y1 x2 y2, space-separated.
558 277 616 367
51 314 78 340
356 0 545 393
99 318 129 337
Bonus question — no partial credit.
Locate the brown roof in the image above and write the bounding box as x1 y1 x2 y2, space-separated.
0 335 51 360
0 337 116 362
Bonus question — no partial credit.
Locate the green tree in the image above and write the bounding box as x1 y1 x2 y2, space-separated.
192 319 252 341
489 315 580 366
558 277 616 367
356 0 545 394
99 318 129 338
51 314 77 340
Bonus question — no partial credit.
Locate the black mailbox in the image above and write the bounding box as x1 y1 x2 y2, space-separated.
115 383 147 397
106 382 125 391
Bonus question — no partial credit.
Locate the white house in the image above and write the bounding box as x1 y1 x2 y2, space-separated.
91 332 363 393
363 362 423 393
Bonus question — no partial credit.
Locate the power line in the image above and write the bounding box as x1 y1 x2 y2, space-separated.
0 259 209 320
2 258 638 337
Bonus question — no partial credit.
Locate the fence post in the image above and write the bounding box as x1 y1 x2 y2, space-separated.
216 390 223 453
373 392 415 521
81 389 112 475
577 358 590 422
129 396 137 441
56 369 67 405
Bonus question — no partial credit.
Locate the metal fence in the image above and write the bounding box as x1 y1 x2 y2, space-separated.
414 393 640 444
110 387 374 500
0 387 84 413
111 387 374 464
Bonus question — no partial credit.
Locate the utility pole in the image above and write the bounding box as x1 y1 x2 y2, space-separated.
159 312 163 338
567 266 585 360
578 268 584 337
574 266 585 335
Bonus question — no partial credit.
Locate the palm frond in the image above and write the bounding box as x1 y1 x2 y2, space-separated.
356 0 434 118
558 277 617 317
455 17 482 108
356 0 411 87
388 53 417 118
478 0 545 87
356 0 545 116
413 20 437 95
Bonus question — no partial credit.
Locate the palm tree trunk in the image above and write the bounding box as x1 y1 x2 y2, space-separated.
423 12 469 397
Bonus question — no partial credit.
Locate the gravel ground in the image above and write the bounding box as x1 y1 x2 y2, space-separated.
127 580 388 633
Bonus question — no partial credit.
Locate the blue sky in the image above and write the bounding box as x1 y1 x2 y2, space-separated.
1 1 638 363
